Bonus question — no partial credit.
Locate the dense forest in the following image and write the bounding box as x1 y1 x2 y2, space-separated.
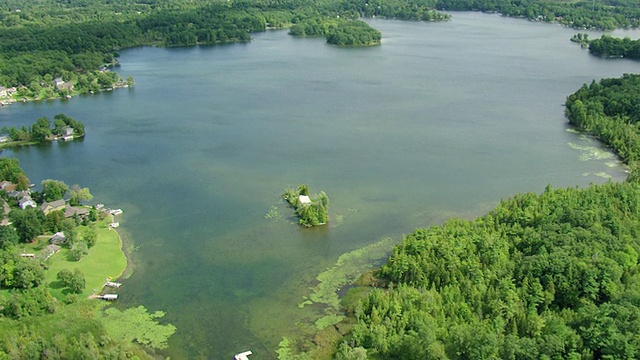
329 76 640 359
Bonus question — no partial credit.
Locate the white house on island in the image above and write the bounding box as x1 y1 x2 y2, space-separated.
298 195 311 205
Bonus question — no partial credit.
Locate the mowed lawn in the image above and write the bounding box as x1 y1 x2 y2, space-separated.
41 220 127 299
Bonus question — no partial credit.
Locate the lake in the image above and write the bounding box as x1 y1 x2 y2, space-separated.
1 11 639 359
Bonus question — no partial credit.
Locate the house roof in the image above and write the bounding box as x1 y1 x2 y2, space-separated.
49 199 66 208
8 190 29 198
40 199 66 214
19 197 36 208
64 206 90 218
299 195 311 205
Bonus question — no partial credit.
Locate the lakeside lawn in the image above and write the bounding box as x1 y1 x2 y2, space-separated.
20 219 127 299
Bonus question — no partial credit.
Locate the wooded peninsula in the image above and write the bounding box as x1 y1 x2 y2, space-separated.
2 0 640 359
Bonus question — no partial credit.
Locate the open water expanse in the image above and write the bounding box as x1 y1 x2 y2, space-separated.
1 12 639 359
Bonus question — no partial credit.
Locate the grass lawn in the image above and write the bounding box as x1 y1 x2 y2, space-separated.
34 219 127 299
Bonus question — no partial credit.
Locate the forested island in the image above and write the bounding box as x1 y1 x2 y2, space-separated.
290 18 383 46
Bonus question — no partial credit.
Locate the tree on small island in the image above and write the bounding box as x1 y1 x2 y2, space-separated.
282 184 329 227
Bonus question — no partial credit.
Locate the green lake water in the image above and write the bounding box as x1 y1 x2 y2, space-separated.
1 12 639 359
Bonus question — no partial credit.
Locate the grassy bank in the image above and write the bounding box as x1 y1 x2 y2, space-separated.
21 218 127 299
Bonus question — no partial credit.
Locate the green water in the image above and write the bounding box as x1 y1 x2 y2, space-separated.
1 12 638 359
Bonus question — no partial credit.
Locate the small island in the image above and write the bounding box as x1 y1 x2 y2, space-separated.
290 18 381 47
282 184 329 227
0 113 84 148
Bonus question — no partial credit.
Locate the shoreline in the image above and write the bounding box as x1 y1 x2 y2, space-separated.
0 83 131 109
113 222 136 282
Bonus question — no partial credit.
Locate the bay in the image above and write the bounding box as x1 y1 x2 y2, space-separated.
0 12 638 359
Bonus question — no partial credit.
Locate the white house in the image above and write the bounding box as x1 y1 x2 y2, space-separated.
298 195 311 205
18 196 36 209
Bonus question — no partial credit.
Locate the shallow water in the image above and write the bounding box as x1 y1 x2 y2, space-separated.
0 12 638 359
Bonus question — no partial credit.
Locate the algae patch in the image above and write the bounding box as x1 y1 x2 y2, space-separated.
299 237 395 330
265 205 283 220
568 142 616 161
278 237 396 359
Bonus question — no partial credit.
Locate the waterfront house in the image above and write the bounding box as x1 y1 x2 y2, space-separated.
64 206 90 219
50 232 66 245
0 180 16 191
18 196 36 209
8 190 29 199
53 77 74 92
0 87 12 98
40 199 66 215
299 195 311 205
61 126 74 140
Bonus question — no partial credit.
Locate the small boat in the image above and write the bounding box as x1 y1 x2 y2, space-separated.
234 351 252 360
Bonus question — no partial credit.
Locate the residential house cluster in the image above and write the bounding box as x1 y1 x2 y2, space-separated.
0 180 91 222
40 198 90 219
1 180 37 210
0 86 17 99
0 86 17 106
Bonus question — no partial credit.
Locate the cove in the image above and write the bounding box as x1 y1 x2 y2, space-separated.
0 12 639 359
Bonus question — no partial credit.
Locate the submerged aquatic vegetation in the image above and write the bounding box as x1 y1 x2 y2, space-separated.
568 142 616 161
300 237 395 329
